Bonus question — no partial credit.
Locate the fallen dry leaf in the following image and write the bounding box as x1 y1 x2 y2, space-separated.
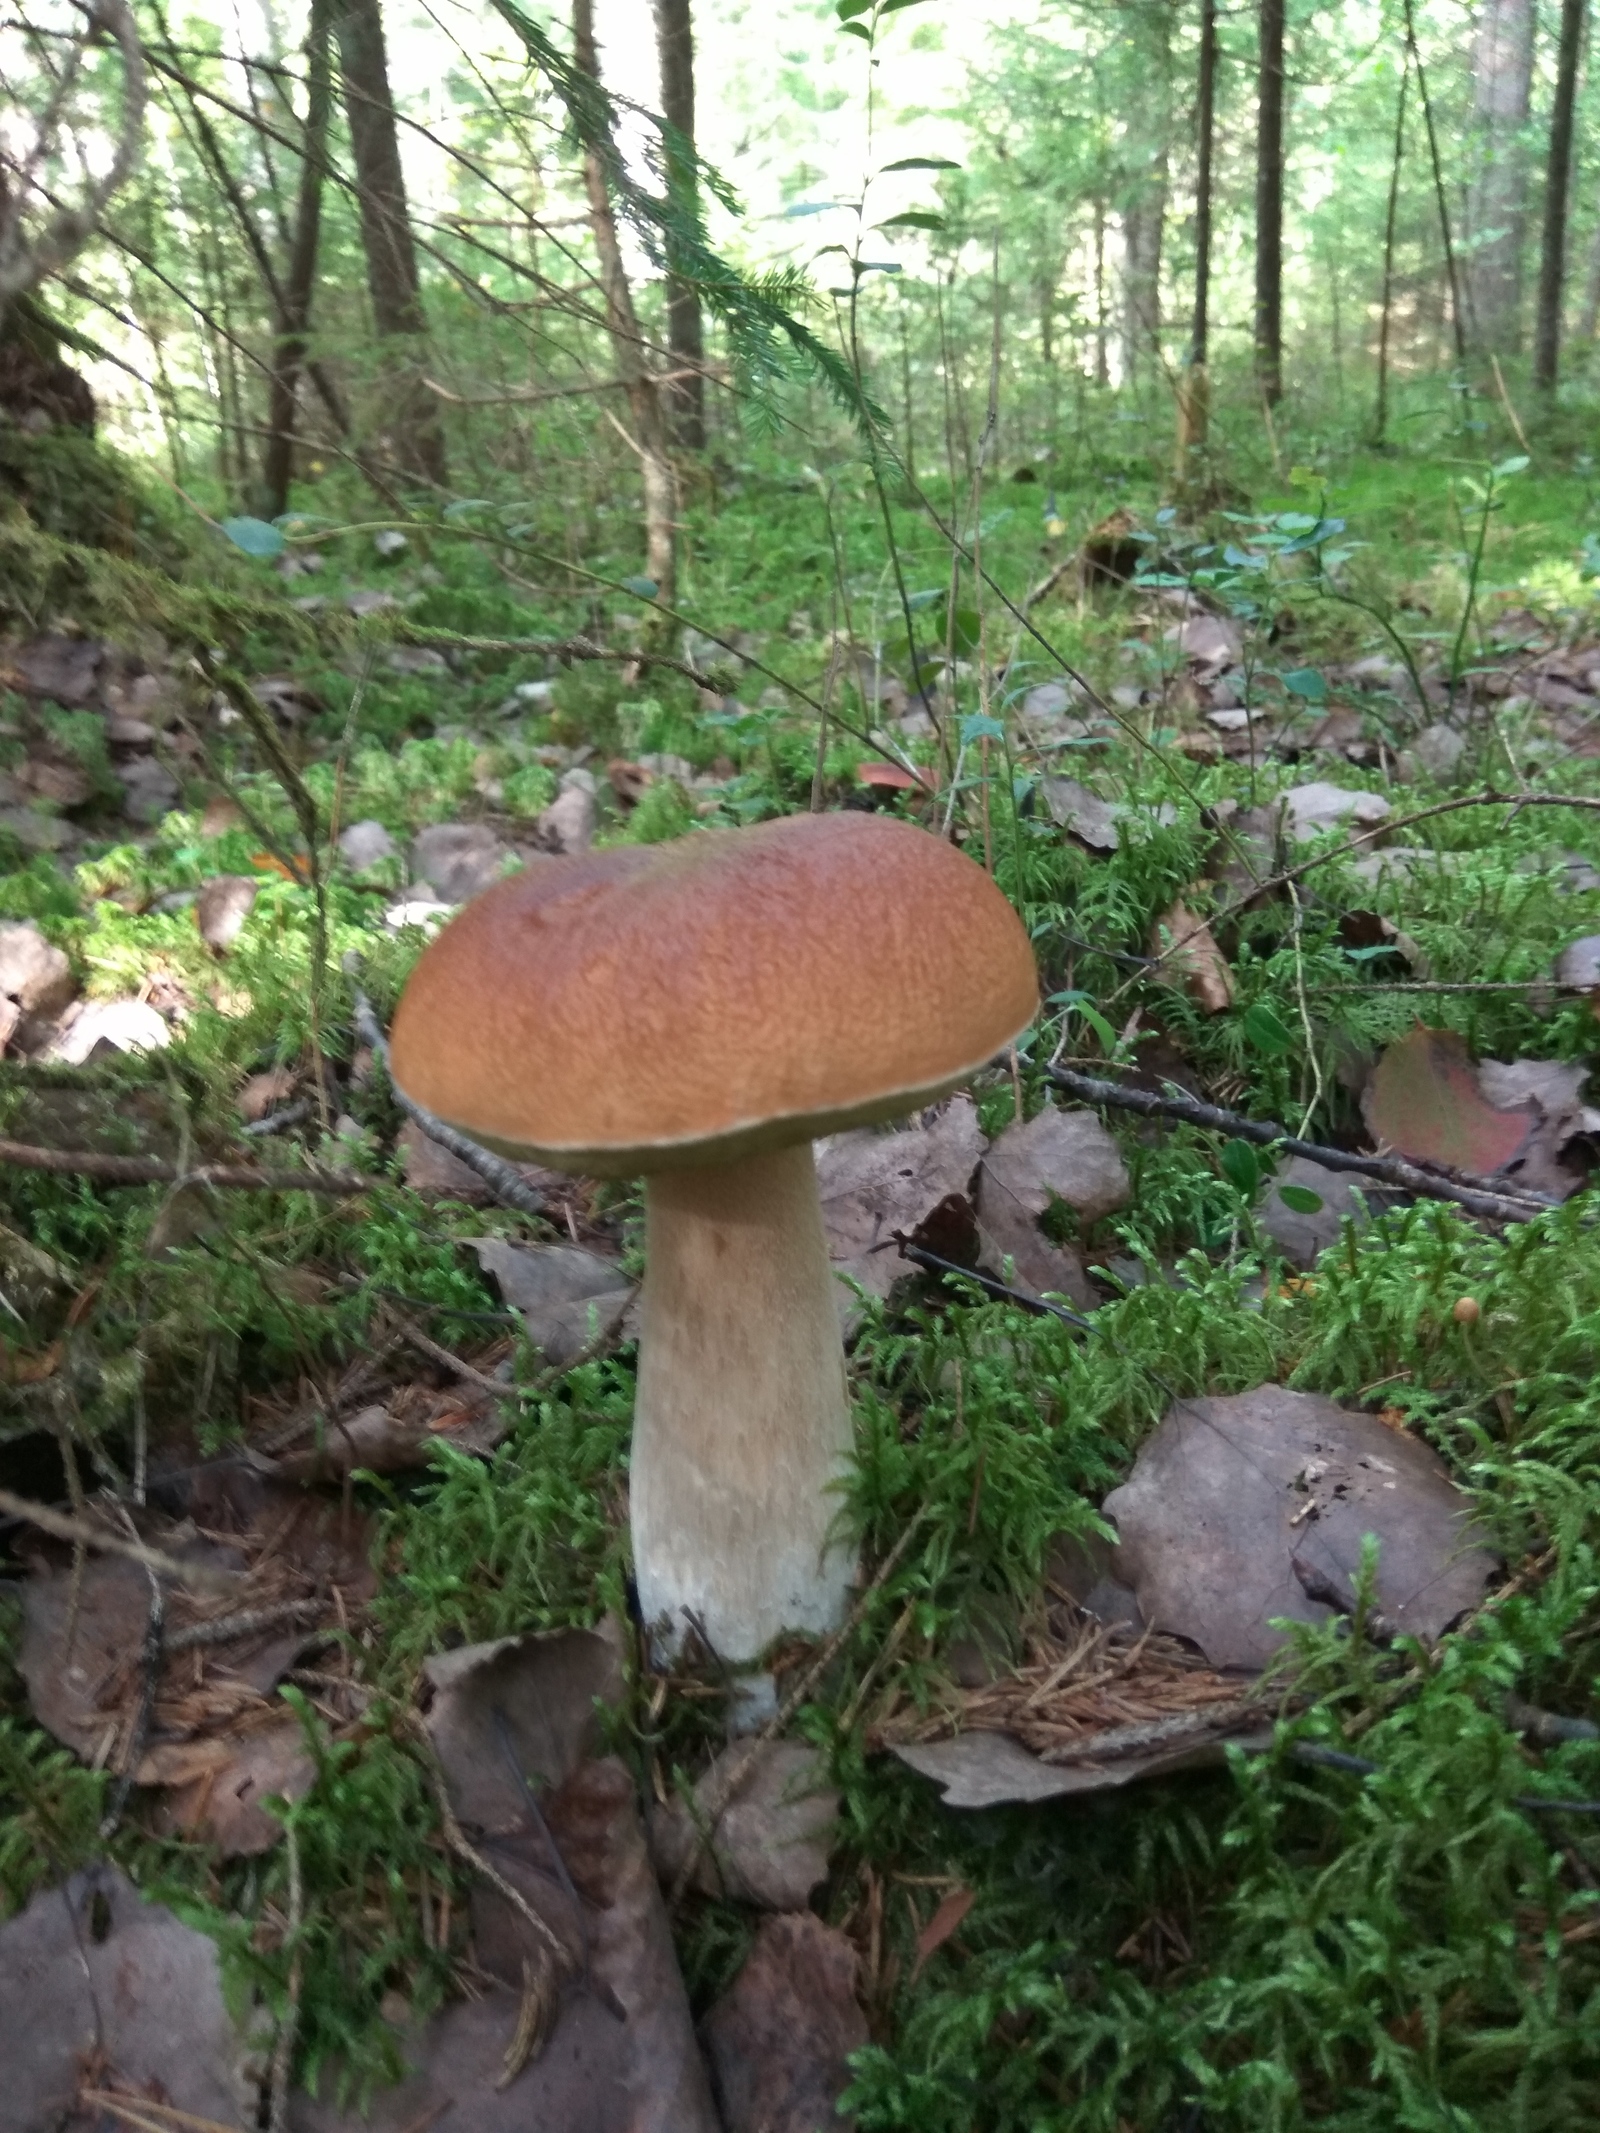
701 1913 869 2133
1151 898 1234 1014
1477 1057 1600 1201
1282 781 1392 841
1363 1026 1533 1177
1103 1385 1498 1670
277 1389 506 1480
0 1864 246 2130
470 1236 636 1366
1040 775 1120 853
912 1885 976 1980
649 1741 839 1909
817 1096 986 1321
139 1712 317 1855
975 1103 1128 1305
411 1625 719 2133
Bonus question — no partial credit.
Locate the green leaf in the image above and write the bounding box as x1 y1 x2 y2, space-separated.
876 211 946 231
620 575 658 599
1492 453 1530 479
220 516 287 560
960 712 1005 744
880 0 930 11
838 18 871 35
1243 1001 1294 1056
1281 666 1328 702
783 201 837 217
835 0 873 16
443 498 493 520
1220 1139 1262 1197
1278 1184 1326 1214
880 156 961 172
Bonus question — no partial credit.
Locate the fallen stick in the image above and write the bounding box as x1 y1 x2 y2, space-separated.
354 991 547 1222
1047 1067 1556 1225
0 1486 236 1589
0 1136 367 1195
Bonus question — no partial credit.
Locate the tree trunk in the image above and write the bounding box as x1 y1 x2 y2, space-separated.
653 0 705 451
1402 0 1469 366
1177 0 1217 478
1467 0 1535 354
1119 4 1171 385
1093 196 1109 385
263 0 333 517
332 0 447 487
1533 0 1588 392
1255 0 1286 403
574 0 677 604
1374 62 1409 446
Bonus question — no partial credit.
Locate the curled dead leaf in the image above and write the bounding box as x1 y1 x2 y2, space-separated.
1151 898 1234 1014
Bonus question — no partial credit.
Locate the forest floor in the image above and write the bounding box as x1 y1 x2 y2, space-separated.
6 421 1600 2131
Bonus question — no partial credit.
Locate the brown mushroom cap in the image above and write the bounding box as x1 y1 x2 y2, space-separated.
389 811 1039 1175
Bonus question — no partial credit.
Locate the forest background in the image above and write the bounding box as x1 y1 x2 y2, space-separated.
10 0 1600 2128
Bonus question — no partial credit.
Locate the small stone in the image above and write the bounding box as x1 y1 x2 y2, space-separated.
338 818 399 871
116 756 181 825
0 806 72 851
0 922 76 1017
536 781 597 854
50 997 170 1064
410 822 512 904
1283 781 1392 841
374 529 409 558
194 875 257 954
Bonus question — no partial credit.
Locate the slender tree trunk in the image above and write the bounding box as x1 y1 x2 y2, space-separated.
1579 214 1600 341
332 0 447 487
263 0 333 517
1402 0 1468 366
1119 3 1172 385
1534 0 1588 393
574 0 677 603
1467 0 1535 353
1374 62 1409 445
1255 0 1286 403
898 304 915 482
1093 196 1108 385
1177 0 1217 477
653 0 704 451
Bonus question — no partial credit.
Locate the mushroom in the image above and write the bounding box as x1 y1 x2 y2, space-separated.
388 812 1038 1668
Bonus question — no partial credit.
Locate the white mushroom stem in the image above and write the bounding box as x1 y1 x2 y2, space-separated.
631 1139 857 1664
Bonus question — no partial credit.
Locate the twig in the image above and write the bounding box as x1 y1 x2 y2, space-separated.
889 1237 1095 1330
392 1311 517 1400
242 1099 314 1138
0 1136 368 1195
1504 1693 1600 1746
1288 1738 1600 1816
255 1341 405 1457
99 1553 164 1835
353 992 547 1223
1047 1069 1555 1225
267 1820 303 2133
1490 353 1532 456
165 1597 328 1653
669 1512 928 1907
76 2098 244 2133
1286 880 1325 1139
405 1715 572 1972
1039 1692 1273 1763
0 1487 236 1589
1290 1553 1400 1646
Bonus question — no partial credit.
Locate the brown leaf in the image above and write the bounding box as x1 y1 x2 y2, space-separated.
702 1913 869 2133
912 1885 976 1979
140 1712 317 1855
1151 899 1235 1014
1363 1026 1534 1175
0 1865 244 2128
649 1741 839 1910
1102 1385 1499 1671
470 1237 636 1365
816 1096 985 1324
